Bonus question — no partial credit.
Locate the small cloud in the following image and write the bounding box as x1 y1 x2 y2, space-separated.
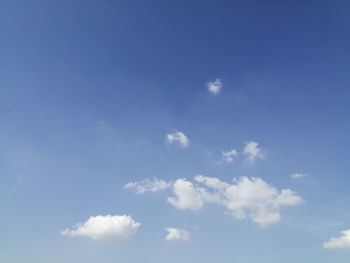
290 173 307 179
221 149 238 163
207 79 222 94
61 215 140 243
166 131 190 148
165 228 190 241
124 178 171 194
243 141 264 164
323 229 350 250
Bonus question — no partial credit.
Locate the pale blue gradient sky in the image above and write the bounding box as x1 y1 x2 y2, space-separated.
1 0 350 262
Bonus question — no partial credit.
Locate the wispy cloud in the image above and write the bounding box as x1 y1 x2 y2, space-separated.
221 149 238 163
166 131 190 148
207 79 222 94
290 173 307 179
165 228 190 241
61 215 140 243
124 178 171 194
219 141 264 165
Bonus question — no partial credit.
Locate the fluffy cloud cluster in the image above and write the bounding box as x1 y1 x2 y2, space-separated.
323 229 350 250
220 141 264 165
61 215 140 243
165 228 190 241
124 178 171 194
126 176 303 227
207 78 222 94
166 131 190 148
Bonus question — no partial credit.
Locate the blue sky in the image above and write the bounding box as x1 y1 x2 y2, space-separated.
1 0 350 262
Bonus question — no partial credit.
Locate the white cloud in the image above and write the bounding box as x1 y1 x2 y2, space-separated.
61 215 140 243
195 175 230 190
323 229 350 250
166 131 190 148
199 176 303 227
167 179 204 210
243 141 264 164
124 178 171 194
165 228 190 241
127 175 303 227
290 173 307 179
221 149 238 163
207 79 222 94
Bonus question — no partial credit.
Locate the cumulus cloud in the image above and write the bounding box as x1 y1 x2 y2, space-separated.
323 229 350 250
126 176 303 227
165 228 190 241
196 175 303 227
166 131 190 148
290 173 307 179
221 149 238 163
207 79 222 94
61 215 140 243
124 178 171 194
167 179 204 210
243 141 264 164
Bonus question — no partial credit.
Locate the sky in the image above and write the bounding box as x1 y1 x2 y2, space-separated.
1 0 350 262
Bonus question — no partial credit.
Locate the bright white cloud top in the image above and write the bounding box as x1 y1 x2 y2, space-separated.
126 175 303 227
165 228 190 241
207 78 222 94
60 215 140 242
323 229 350 250
243 141 264 164
290 173 307 179
166 131 190 147
167 178 205 210
124 178 171 194
221 149 238 163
